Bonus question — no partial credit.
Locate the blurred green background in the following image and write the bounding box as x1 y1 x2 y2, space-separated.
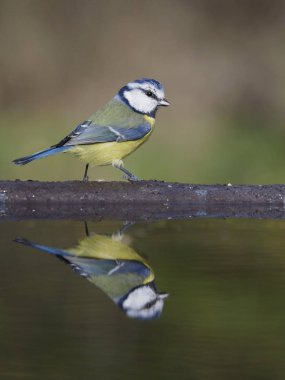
1 0 285 183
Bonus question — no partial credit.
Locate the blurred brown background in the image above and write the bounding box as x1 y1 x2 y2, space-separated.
1 0 285 183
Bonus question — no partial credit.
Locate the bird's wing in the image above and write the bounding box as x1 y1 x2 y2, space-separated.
54 119 151 147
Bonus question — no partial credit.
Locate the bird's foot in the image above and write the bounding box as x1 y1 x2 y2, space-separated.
124 174 141 182
112 160 141 181
83 175 89 182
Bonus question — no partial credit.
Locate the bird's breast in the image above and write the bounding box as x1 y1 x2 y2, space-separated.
144 115 155 127
70 117 155 166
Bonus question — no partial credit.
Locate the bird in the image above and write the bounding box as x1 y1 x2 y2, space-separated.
15 224 168 320
13 78 170 181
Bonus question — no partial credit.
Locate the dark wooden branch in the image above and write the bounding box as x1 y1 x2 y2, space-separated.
1 180 285 220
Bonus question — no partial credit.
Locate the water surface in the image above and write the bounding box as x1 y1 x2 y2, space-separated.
1 219 285 379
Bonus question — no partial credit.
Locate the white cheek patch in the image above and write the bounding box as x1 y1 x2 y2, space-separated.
126 299 164 319
122 286 164 319
123 286 157 310
124 89 157 114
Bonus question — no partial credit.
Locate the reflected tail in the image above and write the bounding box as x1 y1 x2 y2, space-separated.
14 237 71 257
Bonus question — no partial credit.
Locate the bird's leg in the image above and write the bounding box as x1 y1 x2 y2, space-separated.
120 167 140 182
112 160 140 182
112 221 136 241
84 221 90 237
83 163 89 182
120 221 136 234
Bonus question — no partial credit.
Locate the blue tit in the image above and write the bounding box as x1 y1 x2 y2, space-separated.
13 78 170 181
15 230 168 320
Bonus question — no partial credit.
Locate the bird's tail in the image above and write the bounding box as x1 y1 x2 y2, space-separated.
13 146 72 165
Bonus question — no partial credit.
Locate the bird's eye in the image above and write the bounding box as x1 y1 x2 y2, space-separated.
146 91 153 97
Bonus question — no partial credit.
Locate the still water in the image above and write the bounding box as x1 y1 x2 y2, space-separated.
1 218 285 379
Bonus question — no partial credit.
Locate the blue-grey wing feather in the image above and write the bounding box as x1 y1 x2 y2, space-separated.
53 120 93 147
57 120 151 146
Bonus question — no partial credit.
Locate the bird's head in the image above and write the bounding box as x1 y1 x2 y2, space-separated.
117 78 170 116
120 284 169 320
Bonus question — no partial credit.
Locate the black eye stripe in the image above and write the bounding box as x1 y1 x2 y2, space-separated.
143 89 158 100
143 299 157 309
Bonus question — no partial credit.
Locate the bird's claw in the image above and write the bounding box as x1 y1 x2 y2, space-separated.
123 174 140 182
83 175 89 182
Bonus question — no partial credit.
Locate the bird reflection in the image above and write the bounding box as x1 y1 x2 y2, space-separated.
15 223 168 320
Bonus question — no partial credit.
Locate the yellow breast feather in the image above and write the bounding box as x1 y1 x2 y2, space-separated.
69 234 154 284
69 116 155 167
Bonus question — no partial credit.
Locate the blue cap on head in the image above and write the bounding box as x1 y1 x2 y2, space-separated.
131 78 164 90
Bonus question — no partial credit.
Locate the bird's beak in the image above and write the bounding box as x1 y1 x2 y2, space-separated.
159 99 170 106
158 292 169 300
